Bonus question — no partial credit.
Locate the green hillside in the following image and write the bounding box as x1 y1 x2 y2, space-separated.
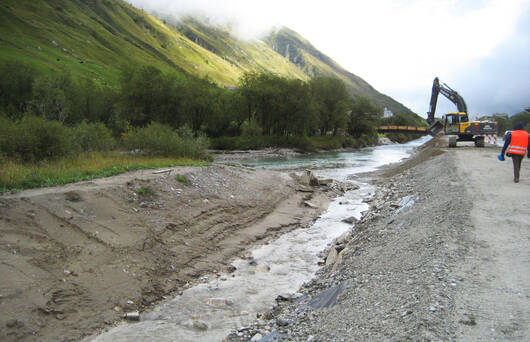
0 0 413 115
266 27 414 115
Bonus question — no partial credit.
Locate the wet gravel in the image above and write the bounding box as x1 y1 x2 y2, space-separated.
224 150 474 341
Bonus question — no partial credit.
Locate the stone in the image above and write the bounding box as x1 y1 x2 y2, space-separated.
276 318 289 326
193 320 208 330
341 216 357 224
304 201 317 208
64 191 82 202
5 319 24 328
297 185 314 192
331 249 345 273
325 248 338 266
255 264 271 272
123 311 140 321
318 178 333 186
251 333 263 341
205 298 233 306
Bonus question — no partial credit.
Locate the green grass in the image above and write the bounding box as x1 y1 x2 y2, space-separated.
175 174 189 185
0 0 413 117
0 152 209 192
137 185 155 196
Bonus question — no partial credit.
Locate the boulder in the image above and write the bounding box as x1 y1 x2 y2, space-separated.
205 298 233 306
300 170 319 187
341 216 357 224
255 264 270 273
325 248 338 266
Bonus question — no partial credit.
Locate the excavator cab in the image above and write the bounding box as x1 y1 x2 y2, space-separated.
444 112 469 134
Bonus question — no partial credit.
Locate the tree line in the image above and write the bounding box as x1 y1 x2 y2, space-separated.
0 60 423 159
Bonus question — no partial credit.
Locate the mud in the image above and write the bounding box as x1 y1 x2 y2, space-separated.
0 165 331 342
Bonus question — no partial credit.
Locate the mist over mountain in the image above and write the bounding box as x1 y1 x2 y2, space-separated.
0 0 413 115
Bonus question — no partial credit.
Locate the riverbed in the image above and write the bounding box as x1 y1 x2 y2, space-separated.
91 136 431 342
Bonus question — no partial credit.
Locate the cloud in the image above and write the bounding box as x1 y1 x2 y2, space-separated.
451 6 530 116
125 0 529 115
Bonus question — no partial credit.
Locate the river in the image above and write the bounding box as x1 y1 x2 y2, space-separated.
91 136 431 342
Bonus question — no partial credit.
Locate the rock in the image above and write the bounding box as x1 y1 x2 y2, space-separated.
255 264 271 272
123 311 140 321
297 185 314 192
331 249 346 273
276 293 301 302
318 178 333 186
341 216 357 224
299 171 311 185
5 319 24 329
251 333 263 341
335 232 350 245
276 318 289 326
378 136 396 145
459 313 477 326
300 170 319 186
51 40 58 47
325 248 338 266
64 191 82 202
193 320 208 330
304 201 317 208
205 298 233 306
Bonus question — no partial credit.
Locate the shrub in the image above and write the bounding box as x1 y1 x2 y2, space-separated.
70 121 116 152
137 185 155 196
241 120 262 137
0 115 72 162
175 174 189 185
121 122 210 160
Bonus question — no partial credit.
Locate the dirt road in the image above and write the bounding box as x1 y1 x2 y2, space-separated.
454 149 530 340
226 142 530 341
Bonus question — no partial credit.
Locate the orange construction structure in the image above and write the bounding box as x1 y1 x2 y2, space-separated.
377 126 428 134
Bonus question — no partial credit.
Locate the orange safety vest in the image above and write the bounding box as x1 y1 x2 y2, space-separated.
507 130 529 155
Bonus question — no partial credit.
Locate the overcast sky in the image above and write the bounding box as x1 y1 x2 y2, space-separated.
127 0 530 117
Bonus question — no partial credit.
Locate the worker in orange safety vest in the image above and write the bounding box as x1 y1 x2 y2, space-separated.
500 122 530 183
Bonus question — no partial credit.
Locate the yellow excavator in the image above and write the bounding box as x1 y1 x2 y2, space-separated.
427 77 497 147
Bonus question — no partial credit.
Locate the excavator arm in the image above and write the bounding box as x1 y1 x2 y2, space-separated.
426 77 468 124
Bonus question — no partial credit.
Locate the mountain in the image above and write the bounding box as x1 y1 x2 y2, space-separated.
266 27 414 114
0 0 413 115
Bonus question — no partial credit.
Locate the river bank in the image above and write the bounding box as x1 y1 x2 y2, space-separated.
0 163 340 342
225 140 530 341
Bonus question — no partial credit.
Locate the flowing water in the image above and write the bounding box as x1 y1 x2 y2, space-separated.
92 136 431 342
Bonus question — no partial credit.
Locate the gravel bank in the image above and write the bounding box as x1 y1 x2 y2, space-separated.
225 143 475 341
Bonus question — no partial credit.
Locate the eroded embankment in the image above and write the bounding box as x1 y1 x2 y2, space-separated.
0 165 332 342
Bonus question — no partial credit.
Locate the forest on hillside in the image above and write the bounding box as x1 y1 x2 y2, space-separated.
0 60 425 164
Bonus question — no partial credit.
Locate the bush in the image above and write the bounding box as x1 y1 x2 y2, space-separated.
70 121 116 152
121 122 210 159
0 115 72 162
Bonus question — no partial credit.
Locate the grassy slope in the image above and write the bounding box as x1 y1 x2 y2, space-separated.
266 27 414 115
0 0 412 115
0 0 305 87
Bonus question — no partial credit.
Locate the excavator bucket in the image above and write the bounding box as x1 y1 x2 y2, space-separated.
427 121 444 136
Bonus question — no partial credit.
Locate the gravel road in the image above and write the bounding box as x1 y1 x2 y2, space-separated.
225 142 530 341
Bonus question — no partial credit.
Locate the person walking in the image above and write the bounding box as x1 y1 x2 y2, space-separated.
499 122 530 183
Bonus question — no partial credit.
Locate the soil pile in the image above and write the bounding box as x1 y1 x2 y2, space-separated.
0 165 330 341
